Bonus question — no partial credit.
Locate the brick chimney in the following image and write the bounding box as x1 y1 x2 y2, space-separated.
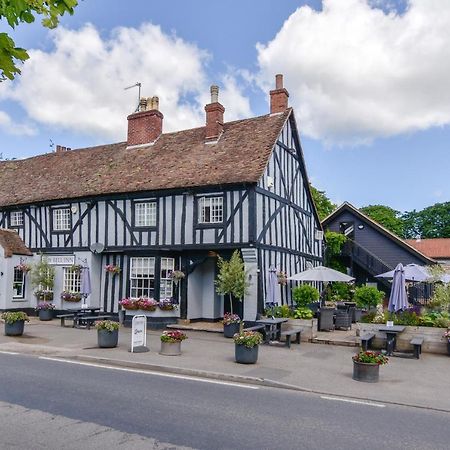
205 85 225 141
270 74 289 114
127 96 163 147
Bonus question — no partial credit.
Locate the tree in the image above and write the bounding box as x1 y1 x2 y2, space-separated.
414 202 450 238
324 230 347 273
310 185 336 220
360 204 404 237
215 250 250 316
0 0 78 81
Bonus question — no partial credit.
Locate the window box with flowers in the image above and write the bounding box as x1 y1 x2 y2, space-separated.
105 264 121 275
159 330 187 356
35 290 54 302
120 298 180 318
61 291 82 303
35 302 55 321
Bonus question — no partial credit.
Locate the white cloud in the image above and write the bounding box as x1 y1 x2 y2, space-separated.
0 23 251 141
0 111 36 136
256 0 450 144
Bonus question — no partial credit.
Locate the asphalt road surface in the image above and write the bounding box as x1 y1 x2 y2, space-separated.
0 352 449 450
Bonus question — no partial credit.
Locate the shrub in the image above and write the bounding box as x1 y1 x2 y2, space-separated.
1 311 29 324
233 331 263 348
429 284 450 310
330 282 354 302
293 307 314 320
292 285 319 308
353 286 384 309
265 304 293 318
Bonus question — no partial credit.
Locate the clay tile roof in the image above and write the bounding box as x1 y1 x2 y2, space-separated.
405 238 450 259
0 229 33 258
0 110 291 207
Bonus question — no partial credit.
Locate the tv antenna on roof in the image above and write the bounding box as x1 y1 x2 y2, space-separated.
124 82 142 112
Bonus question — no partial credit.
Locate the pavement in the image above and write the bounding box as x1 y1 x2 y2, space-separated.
0 318 448 413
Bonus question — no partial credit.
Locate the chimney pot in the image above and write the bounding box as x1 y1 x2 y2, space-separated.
139 97 147 112
210 85 219 103
270 73 289 114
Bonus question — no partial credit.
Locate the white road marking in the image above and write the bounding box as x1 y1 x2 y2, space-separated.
0 351 19 355
38 356 259 389
321 395 385 408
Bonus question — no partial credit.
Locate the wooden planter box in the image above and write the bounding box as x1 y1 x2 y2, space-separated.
357 323 448 355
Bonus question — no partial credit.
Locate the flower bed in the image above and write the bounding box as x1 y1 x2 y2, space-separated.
60 291 82 302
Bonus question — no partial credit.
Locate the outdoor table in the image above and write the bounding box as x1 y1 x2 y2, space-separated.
378 325 406 356
66 307 101 328
256 318 288 343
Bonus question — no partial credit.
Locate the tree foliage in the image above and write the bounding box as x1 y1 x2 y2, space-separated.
324 231 348 273
404 202 450 239
310 185 336 220
360 204 404 237
0 0 78 81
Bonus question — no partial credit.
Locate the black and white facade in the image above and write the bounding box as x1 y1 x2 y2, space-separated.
0 76 322 320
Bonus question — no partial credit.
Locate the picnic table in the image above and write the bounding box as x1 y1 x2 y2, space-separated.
256 318 288 343
66 307 101 328
378 325 406 356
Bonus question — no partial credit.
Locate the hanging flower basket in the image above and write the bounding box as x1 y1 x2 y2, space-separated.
60 291 82 302
70 264 83 274
17 263 31 273
277 271 288 286
105 264 121 275
169 270 185 285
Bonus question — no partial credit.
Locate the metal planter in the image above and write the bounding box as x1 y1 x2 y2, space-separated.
5 320 25 336
160 341 182 356
38 309 53 321
97 329 119 348
235 343 259 364
223 322 240 338
352 361 380 383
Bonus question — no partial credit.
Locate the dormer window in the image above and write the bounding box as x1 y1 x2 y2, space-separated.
199 196 223 224
134 201 157 228
10 211 24 227
52 208 71 232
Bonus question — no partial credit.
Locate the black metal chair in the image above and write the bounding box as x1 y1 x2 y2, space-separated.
334 310 352 330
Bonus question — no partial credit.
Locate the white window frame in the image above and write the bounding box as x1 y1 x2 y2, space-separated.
63 267 81 293
199 196 223 224
53 208 71 231
160 257 175 299
13 267 25 299
10 211 24 227
130 257 156 299
134 201 157 228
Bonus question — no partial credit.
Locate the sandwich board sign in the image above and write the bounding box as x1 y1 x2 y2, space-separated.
130 315 149 353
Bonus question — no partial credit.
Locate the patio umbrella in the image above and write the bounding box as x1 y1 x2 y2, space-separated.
441 273 450 283
376 264 430 282
80 267 92 306
287 265 355 282
266 266 279 306
388 263 408 312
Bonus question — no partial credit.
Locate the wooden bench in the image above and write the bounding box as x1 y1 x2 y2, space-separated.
56 314 76 327
243 325 266 333
280 329 302 348
76 315 113 330
410 337 424 359
360 332 376 351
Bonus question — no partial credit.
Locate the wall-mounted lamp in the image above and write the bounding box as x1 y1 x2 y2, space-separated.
358 224 364 230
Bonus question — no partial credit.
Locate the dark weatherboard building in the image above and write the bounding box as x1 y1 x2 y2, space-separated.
0 75 322 321
322 202 434 290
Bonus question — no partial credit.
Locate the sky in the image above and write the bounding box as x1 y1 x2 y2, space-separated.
1 0 449 213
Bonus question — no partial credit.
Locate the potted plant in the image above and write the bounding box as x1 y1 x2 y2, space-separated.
95 320 119 348
443 329 450 356
215 250 250 322
352 350 388 383
61 291 82 302
354 286 384 312
292 284 320 308
222 313 242 338
31 257 55 302
136 298 158 311
1 311 29 336
119 298 139 310
233 330 263 364
35 302 55 321
158 298 177 311
160 330 187 356
169 270 185 285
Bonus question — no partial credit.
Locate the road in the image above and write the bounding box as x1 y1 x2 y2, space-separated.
0 352 449 450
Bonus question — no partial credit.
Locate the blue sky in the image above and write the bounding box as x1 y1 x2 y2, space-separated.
1 0 449 212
